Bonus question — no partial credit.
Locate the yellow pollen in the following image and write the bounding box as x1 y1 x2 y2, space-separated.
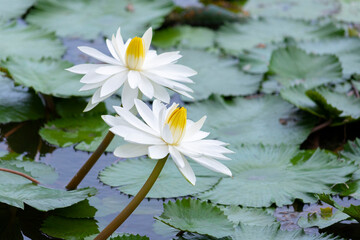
125 37 145 70
166 107 187 145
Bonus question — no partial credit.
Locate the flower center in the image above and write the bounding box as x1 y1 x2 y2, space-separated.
125 37 145 70
166 107 187 145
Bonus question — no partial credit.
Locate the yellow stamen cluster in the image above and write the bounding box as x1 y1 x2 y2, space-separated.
125 37 145 70
166 107 187 145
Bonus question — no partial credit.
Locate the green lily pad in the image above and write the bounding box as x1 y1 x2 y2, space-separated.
232 224 343 240
51 200 97 219
334 0 360 23
220 206 277 226
0 0 35 20
2 58 92 98
99 158 220 198
0 21 65 61
155 199 234 238
244 0 339 20
178 49 262 101
197 145 356 207
39 115 124 152
297 208 349 229
269 46 342 88
0 184 96 211
109 235 150 240
217 18 344 54
318 194 360 222
187 95 314 145
0 75 44 124
26 0 174 40
152 26 216 49
341 138 360 165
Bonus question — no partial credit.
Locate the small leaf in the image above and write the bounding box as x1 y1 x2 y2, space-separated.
318 194 360 222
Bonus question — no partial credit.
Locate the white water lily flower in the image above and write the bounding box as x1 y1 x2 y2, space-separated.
67 27 196 111
102 99 233 185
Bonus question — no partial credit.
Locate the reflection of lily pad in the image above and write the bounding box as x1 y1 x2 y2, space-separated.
187 95 314 145
198 145 356 207
0 75 44 124
155 199 233 238
0 21 65 60
27 0 174 40
3 58 92 97
178 49 262 101
99 158 220 198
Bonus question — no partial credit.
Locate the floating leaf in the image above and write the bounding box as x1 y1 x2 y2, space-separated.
334 0 360 23
0 184 96 211
26 0 174 40
220 206 277 226
0 75 44 124
297 208 349 229
244 0 339 20
99 158 220 198
187 95 314 145
341 138 360 165
269 47 342 88
232 224 343 240
0 21 65 61
217 18 344 54
2 58 92 98
155 199 234 238
51 200 97 219
41 216 99 240
152 26 215 49
178 49 262 101
39 116 124 152
0 0 35 20
109 235 150 240
198 145 356 207
318 194 360 222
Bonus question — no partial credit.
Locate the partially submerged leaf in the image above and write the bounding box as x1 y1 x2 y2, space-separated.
318 194 360 222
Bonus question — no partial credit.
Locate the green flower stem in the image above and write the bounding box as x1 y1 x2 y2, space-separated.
94 155 168 240
0 167 39 184
66 131 115 190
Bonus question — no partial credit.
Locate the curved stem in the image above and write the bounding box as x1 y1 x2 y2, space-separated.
94 155 168 240
0 168 39 184
66 131 115 190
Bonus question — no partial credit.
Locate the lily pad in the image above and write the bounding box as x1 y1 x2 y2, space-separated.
297 208 349 229
334 0 360 23
341 138 360 165
2 58 92 98
39 116 124 152
0 0 35 20
178 49 262 101
216 18 344 54
152 26 216 49
318 194 360 222
186 95 314 145
197 145 356 207
244 0 339 20
0 184 96 211
99 158 220 198
110 235 150 240
0 21 65 61
155 199 234 238
0 75 44 124
220 206 277 226
26 0 174 40
269 46 343 88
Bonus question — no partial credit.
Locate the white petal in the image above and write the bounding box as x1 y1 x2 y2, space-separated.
152 83 170 103
80 72 109 84
152 100 166 121
84 100 100 112
78 46 120 65
175 156 196 185
161 124 173 144
134 99 158 131
183 116 207 141
95 65 127 75
128 70 141 89
138 74 154 99
100 72 127 97
121 81 138 109
154 64 197 77
66 64 103 74
114 144 148 158
148 145 169 159
169 146 185 168
113 32 125 63
191 156 232 176
102 115 127 127
79 82 103 91
142 71 193 93
142 27 152 54
143 51 181 69
110 126 163 145
106 39 121 61
91 88 116 104
113 106 158 136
